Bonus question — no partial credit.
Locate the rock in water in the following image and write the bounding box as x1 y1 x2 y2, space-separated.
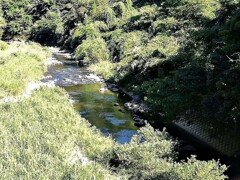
118 109 124 113
99 87 107 93
134 120 146 127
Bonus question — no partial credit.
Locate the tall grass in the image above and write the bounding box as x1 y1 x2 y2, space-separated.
0 41 50 98
89 60 116 79
0 87 120 179
0 86 227 179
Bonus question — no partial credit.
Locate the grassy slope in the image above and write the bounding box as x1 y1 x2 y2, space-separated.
0 41 49 98
0 86 227 179
0 87 120 179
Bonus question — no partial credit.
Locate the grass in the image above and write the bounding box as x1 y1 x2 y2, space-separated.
0 86 228 179
0 40 227 179
89 60 116 80
0 87 120 179
0 41 50 98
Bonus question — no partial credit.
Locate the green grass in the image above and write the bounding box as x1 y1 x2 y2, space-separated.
89 60 116 79
0 87 120 179
0 86 227 179
0 42 50 98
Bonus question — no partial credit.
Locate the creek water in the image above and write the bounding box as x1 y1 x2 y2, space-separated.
42 50 240 178
42 51 138 143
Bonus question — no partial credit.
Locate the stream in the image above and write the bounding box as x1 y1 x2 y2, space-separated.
41 49 240 178
42 50 138 144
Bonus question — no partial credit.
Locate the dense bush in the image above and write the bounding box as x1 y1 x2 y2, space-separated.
108 124 227 179
0 42 49 98
75 38 110 64
1 0 33 39
30 10 64 45
0 4 6 39
1 0 239 177
1 0 239 137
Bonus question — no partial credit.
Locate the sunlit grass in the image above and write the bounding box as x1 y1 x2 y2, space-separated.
0 87 120 179
89 60 116 80
0 41 50 98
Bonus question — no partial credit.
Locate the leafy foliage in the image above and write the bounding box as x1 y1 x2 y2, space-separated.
30 10 64 45
108 124 227 179
75 38 110 64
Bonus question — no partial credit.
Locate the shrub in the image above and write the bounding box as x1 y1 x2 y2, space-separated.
75 38 110 64
108 31 146 61
0 16 6 39
88 60 116 80
170 156 227 180
30 10 63 45
110 124 227 179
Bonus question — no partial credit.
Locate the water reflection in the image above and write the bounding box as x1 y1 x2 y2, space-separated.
64 84 138 143
44 55 138 143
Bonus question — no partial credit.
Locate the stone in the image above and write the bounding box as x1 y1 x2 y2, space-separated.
80 112 87 116
134 120 146 127
114 103 119 106
111 88 119 92
124 102 132 109
107 84 119 92
99 87 107 93
118 109 124 113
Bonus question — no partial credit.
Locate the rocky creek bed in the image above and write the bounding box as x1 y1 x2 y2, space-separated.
42 48 139 143
6 46 238 177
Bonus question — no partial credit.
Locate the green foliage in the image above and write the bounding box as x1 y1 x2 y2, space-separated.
0 4 6 39
0 42 49 98
171 156 227 180
75 38 110 64
89 60 116 80
91 2 116 26
2 0 32 38
109 124 227 179
0 87 119 179
112 124 176 179
0 0 235 178
109 31 146 61
0 40 8 50
30 10 63 45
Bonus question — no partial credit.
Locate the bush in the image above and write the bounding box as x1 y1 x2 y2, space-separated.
30 10 63 45
75 38 110 64
109 124 227 179
89 60 116 80
0 42 49 98
0 16 6 39
170 156 227 180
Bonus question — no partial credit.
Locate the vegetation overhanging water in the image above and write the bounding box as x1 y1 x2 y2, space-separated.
45 53 138 143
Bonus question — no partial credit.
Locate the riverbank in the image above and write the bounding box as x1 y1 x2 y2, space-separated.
0 43 228 179
0 87 227 179
0 41 50 100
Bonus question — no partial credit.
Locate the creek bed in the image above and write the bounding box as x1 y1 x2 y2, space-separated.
42 51 138 143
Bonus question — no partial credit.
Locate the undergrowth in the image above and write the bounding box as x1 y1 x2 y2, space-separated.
0 41 49 98
0 87 227 179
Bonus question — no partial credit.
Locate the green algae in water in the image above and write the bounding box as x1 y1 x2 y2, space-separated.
64 84 138 143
